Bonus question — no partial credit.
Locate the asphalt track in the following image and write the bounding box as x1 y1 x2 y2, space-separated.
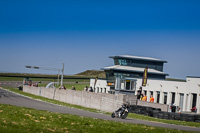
0 88 200 132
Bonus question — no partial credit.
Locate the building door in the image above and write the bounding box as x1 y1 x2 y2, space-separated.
164 92 168 104
157 91 160 103
192 93 197 108
179 93 184 111
125 80 130 90
150 91 153 96
144 90 147 96
171 92 175 104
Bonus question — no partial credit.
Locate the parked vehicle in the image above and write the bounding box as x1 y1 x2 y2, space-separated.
111 102 130 119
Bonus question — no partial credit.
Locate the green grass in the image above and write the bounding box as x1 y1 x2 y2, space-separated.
0 72 93 81
63 83 89 91
0 76 90 82
0 104 192 133
37 83 89 91
0 77 25 81
2 87 200 128
128 113 200 128
0 76 90 91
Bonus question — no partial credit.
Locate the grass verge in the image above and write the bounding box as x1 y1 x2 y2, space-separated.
2 87 200 128
0 104 192 133
37 83 89 91
128 113 200 128
0 76 90 82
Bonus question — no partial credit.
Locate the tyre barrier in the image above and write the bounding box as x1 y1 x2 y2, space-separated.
195 115 200 122
130 105 200 123
152 110 160 118
174 113 181 121
185 114 195 122
162 112 169 120
168 112 175 120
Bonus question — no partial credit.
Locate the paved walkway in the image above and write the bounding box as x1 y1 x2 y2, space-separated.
0 88 200 132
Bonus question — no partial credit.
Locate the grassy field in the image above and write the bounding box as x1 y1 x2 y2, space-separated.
3 87 200 128
0 71 103 82
63 83 89 91
0 104 192 133
0 75 90 91
37 82 89 91
0 76 90 82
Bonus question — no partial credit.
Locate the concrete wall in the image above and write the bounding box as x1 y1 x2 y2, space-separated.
23 85 137 112
137 100 168 112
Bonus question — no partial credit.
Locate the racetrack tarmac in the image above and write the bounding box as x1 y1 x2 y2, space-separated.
0 88 200 132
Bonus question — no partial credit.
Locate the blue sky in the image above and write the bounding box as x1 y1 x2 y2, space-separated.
0 0 200 79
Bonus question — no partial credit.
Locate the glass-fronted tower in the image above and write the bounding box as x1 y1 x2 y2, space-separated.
102 55 169 94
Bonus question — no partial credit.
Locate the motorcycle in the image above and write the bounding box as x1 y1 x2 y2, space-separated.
111 103 130 119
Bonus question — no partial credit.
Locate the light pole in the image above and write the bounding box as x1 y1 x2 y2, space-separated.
25 65 61 88
60 63 64 86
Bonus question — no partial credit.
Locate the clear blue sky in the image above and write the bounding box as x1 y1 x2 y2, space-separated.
0 0 200 79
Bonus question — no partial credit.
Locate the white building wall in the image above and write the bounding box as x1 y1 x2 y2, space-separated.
186 77 200 113
136 79 187 103
135 78 200 113
90 77 200 113
90 79 110 93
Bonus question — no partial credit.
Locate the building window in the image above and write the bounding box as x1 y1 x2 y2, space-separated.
115 77 136 91
121 80 125 89
131 80 136 91
118 59 127 66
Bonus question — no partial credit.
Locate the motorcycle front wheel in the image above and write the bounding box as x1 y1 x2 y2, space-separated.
121 112 128 119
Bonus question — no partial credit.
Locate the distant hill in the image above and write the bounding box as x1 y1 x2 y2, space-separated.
75 70 106 78
165 78 186 82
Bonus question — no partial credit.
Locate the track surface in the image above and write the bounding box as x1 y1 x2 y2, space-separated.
0 88 200 132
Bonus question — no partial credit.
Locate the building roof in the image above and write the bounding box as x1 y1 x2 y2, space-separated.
109 55 167 63
102 65 169 76
187 76 200 78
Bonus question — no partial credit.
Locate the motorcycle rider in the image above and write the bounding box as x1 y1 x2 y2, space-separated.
115 102 130 117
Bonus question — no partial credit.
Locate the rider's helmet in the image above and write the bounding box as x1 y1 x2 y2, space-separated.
122 102 130 108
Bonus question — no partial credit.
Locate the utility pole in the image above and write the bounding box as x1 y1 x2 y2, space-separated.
60 63 64 86
25 65 61 88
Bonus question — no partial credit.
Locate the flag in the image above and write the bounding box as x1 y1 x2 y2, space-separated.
142 66 148 86
94 76 98 88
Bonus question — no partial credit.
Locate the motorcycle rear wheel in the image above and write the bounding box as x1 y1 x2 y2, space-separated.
111 112 115 118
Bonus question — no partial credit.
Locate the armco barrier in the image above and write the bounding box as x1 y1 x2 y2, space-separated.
23 85 137 112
